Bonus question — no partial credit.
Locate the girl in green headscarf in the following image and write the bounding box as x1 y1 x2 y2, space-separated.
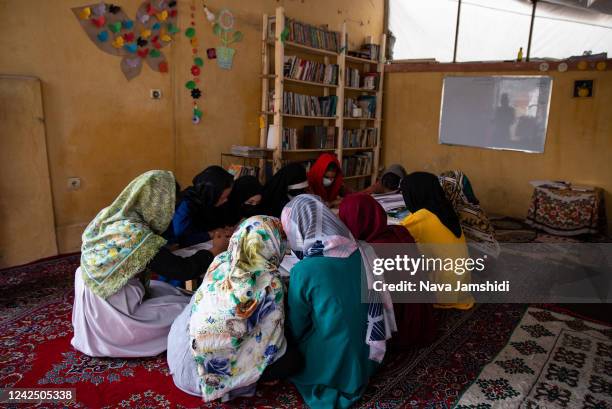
72 170 226 358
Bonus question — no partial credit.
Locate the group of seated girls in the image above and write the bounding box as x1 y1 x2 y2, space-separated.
71 153 474 408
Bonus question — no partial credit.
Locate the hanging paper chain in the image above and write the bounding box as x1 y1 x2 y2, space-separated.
185 0 204 124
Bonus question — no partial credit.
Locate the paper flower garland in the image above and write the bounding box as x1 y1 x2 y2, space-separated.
185 0 204 124
211 8 243 70
72 1 180 81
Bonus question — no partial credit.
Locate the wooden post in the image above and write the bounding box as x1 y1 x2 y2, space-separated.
336 22 346 165
259 14 270 183
372 33 386 185
273 7 285 172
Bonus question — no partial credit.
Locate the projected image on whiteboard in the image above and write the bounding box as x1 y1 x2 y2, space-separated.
439 76 553 153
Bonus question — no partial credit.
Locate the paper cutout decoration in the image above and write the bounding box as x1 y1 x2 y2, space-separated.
203 4 215 23
186 0 204 124
72 1 179 81
211 9 242 70
206 47 216 59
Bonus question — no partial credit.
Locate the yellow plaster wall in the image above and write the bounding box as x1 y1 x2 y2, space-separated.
0 0 384 256
383 69 612 232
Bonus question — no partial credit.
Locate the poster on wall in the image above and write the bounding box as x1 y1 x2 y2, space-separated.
72 1 180 80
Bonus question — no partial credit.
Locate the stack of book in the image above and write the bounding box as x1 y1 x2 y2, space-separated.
230 145 270 158
283 91 337 117
284 56 338 85
227 164 259 179
284 17 341 52
342 152 373 177
345 67 360 88
348 43 380 61
342 128 377 148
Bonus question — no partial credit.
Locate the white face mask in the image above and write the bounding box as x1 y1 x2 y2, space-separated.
322 178 334 187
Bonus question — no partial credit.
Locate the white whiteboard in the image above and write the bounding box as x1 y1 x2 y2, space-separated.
439 76 553 153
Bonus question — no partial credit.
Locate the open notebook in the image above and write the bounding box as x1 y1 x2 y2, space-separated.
172 241 213 257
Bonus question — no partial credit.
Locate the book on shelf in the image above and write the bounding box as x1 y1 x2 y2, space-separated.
227 164 259 179
342 128 377 148
345 67 360 88
267 125 277 149
283 91 337 117
230 145 270 158
284 55 338 85
282 127 300 150
342 152 373 177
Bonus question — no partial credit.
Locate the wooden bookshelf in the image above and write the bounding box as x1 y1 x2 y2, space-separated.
344 86 377 93
284 77 339 88
260 7 386 185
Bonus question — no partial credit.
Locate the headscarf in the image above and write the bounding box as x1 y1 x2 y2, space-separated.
80 170 175 299
223 175 263 225
189 216 286 401
281 194 395 362
182 165 234 208
439 170 499 257
261 163 308 217
181 165 234 230
339 193 415 244
307 153 344 202
280 194 357 259
400 172 463 238
380 164 407 191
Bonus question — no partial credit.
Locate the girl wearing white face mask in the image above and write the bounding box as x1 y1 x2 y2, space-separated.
307 153 351 208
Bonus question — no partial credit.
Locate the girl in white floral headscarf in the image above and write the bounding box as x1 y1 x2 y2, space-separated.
167 215 289 402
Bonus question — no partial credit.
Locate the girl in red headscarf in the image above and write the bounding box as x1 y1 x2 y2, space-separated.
307 153 347 207
339 193 437 348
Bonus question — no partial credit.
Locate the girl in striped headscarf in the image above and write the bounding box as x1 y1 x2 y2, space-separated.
281 194 394 409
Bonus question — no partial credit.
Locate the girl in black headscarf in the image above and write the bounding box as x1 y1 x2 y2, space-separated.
166 166 234 248
399 172 474 310
220 175 264 226
260 163 308 217
400 172 462 237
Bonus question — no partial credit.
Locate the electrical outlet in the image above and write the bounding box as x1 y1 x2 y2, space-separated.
68 177 81 191
150 89 162 99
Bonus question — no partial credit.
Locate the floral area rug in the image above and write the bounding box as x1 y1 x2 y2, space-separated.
456 307 611 408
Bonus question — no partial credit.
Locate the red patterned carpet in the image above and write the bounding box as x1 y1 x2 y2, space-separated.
1 255 530 408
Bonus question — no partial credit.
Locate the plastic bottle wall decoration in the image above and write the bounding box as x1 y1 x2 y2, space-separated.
72 1 180 81
212 9 243 70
